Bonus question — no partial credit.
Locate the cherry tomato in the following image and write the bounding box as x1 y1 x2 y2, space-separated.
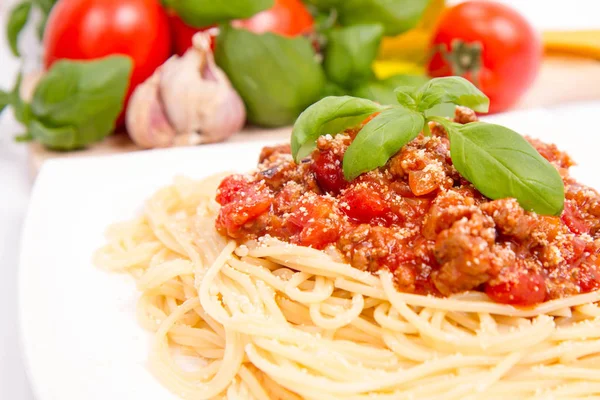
170 0 314 55
427 1 542 113
43 0 172 121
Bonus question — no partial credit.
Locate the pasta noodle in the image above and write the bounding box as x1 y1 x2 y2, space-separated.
95 175 600 399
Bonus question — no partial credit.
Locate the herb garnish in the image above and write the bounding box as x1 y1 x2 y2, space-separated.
290 76 565 216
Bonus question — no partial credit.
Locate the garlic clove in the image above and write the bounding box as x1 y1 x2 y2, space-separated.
126 70 177 149
158 32 246 144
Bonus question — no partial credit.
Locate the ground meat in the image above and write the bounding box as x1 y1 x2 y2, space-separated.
215 107 600 306
432 212 498 294
454 106 478 124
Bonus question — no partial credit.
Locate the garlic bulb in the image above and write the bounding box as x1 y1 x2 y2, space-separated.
126 32 246 149
126 71 177 148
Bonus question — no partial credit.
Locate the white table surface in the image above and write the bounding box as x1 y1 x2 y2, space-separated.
1 1 600 399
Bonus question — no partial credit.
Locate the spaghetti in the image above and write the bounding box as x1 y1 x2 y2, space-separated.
95 174 600 400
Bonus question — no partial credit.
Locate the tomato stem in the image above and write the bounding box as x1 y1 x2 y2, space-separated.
438 39 483 88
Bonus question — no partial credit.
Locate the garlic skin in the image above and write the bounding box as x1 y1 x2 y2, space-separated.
159 33 246 144
126 70 177 149
126 32 246 148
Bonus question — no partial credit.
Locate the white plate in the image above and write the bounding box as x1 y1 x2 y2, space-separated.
18 109 600 400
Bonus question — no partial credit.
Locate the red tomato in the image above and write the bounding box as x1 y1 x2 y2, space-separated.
485 266 546 306
170 0 314 55
168 13 216 56
216 175 249 205
427 1 542 113
341 186 389 223
311 149 347 194
233 0 314 36
561 201 591 235
43 0 171 121
216 183 272 236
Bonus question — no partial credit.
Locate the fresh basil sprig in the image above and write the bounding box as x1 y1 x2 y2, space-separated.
291 76 565 216
1 56 132 150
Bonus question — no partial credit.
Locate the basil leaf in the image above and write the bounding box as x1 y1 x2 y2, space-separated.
291 96 384 161
335 0 429 36
29 120 80 150
0 90 10 115
416 76 489 113
352 75 429 105
216 26 325 127
324 24 383 88
304 0 344 8
448 122 564 216
167 0 274 27
9 71 33 125
7 1 32 57
320 80 347 98
32 0 57 39
30 56 132 149
343 107 424 180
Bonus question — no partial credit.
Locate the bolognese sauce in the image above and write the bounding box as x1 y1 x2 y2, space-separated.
215 107 600 306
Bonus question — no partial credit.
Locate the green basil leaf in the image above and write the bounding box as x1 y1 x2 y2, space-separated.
352 74 429 105
32 0 56 14
29 120 80 150
448 122 564 216
216 26 325 127
343 107 424 180
7 1 32 57
167 0 274 27
416 76 489 113
0 90 10 115
30 56 132 148
320 80 347 98
291 96 385 161
335 0 429 36
8 71 34 125
304 0 344 8
424 103 456 118
324 24 383 88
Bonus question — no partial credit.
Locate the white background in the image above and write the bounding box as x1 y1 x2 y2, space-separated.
1 0 600 399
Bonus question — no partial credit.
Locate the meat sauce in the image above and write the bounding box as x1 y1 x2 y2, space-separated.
215 107 600 306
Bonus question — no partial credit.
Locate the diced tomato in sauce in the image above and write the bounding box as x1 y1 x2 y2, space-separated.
310 149 347 194
562 201 590 234
215 108 600 306
216 182 271 237
340 186 389 223
216 175 249 205
485 266 547 306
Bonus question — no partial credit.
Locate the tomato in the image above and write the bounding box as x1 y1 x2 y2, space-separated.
485 266 546 306
427 1 542 113
341 186 389 223
216 175 249 205
561 201 590 235
168 13 216 56
216 183 272 236
232 0 314 36
311 149 347 194
170 0 314 55
43 0 171 122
